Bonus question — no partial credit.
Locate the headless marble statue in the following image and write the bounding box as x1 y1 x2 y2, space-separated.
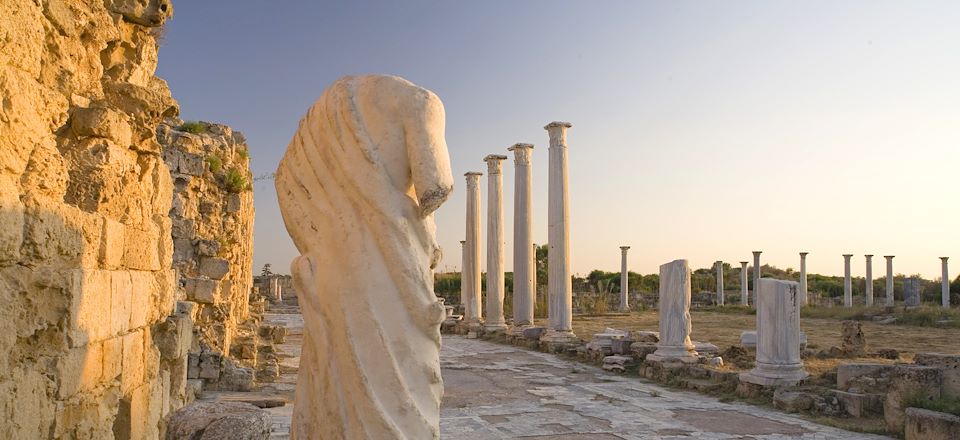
275 75 454 439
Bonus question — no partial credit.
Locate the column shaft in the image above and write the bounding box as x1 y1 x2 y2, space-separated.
464 172 483 327
751 251 762 307
799 253 809 306
484 155 508 331
885 256 895 306
510 145 534 330
740 262 749 306
865 255 874 306
716 261 724 306
620 247 630 311
843 254 853 307
543 122 576 343
942 257 950 308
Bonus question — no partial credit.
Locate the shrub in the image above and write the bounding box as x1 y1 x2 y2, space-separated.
224 167 250 193
236 148 249 160
904 388 960 416
179 121 205 134
205 154 222 173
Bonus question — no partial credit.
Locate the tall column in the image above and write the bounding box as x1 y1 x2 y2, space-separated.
715 261 724 306
941 257 950 308
740 279 808 386
648 259 698 363
464 172 483 329
885 255 895 306
751 251 762 306
865 255 874 306
460 240 468 317
509 144 535 332
620 246 631 311
484 155 508 331
740 261 749 306
532 243 538 311
542 121 576 343
799 252 809 306
843 254 853 307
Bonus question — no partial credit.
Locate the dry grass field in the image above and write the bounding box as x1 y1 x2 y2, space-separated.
536 306 960 377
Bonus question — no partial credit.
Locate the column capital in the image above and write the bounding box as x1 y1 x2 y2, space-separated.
884 255 895 259
752 250 762 255
544 121 572 130
483 154 508 174
941 256 950 261
459 240 466 245
843 254 854 258
620 246 631 252
865 254 874 259
799 252 809 257
508 143 534 165
740 261 749 265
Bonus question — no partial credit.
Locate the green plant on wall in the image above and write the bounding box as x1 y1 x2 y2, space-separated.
179 121 206 134
224 167 251 193
205 154 222 173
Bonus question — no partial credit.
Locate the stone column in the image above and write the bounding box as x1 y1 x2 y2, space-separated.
740 278 808 386
941 257 950 308
885 255 895 306
620 246 631 312
740 261 749 306
464 172 483 330
542 121 576 344
865 255 874 307
459 240 468 317
799 252 809 306
484 155 508 331
751 251 762 306
843 254 853 307
715 261 724 306
648 259 698 363
509 144 535 333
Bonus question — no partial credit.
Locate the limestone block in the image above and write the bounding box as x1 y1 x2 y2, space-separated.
107 0 173 27
165 401 272 440
121 330 145 395
98 217 126 269
111 271 133 336
69 269 113 346
904 277 921 307
226 193 242 213
56 342 103 399
905 407 960 440
70 107 132 146
115 382 152 440
178 151 205 176
172 238 194 263
155 314 194 360
0 192 24 265
185 277 220 304
172 217 195 239
196 239 220 257
837 363 895 391
914 352 960 398
169 355 189 411
187 353 200 379
199 352 221 380
128 271 153 329
834 390 883 418
103 336 124 381
841 320 867 355
199 257 230 280
123 224 161 271
885 365 943 433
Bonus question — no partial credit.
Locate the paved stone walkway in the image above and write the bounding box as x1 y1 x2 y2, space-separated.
211 307 890 439
441 336 890 439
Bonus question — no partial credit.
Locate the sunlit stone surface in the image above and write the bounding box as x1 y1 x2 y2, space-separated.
647 259 698 363
275 75 453 439
741 278 808 386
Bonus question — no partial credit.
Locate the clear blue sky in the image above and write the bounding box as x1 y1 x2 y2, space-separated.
157 1 960 279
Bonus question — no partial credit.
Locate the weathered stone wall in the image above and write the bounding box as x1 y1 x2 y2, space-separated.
0 1 188 439
158 119 256 386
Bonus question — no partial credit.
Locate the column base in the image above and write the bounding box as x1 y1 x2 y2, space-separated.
739 362 809 387
646 345 699 364
508 324 531 337
484 322 508 332
539 329 578 344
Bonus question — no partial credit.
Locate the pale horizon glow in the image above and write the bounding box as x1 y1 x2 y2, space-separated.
157 1 960 280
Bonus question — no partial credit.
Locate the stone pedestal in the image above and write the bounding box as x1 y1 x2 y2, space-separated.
941 257 950 309
541 122 577 344
751 251 762 307
484 155 508 332
509 144 535 334
740 278 808 386
464 172 484 330
884 255 895 306
715 260 724 306
620 246 631 311
843 254 853 307
799 252 809 306
647 259 698 363
904 277 921 307
865 255 874 307
740 261 749 306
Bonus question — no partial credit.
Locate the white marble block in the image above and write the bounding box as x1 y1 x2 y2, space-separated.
648 259 698 363
276 75 452 439
740 278 809 386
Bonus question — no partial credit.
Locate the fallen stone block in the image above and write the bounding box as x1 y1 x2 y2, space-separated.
841 320 867 356
631 330 659 343
905 407 960 440
522 326 546 340
773 389 816 413
837 363 896 392
602 355 634 373
834 390 884 418
165 402 272 440
914 353 960 398
885 365 943 433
